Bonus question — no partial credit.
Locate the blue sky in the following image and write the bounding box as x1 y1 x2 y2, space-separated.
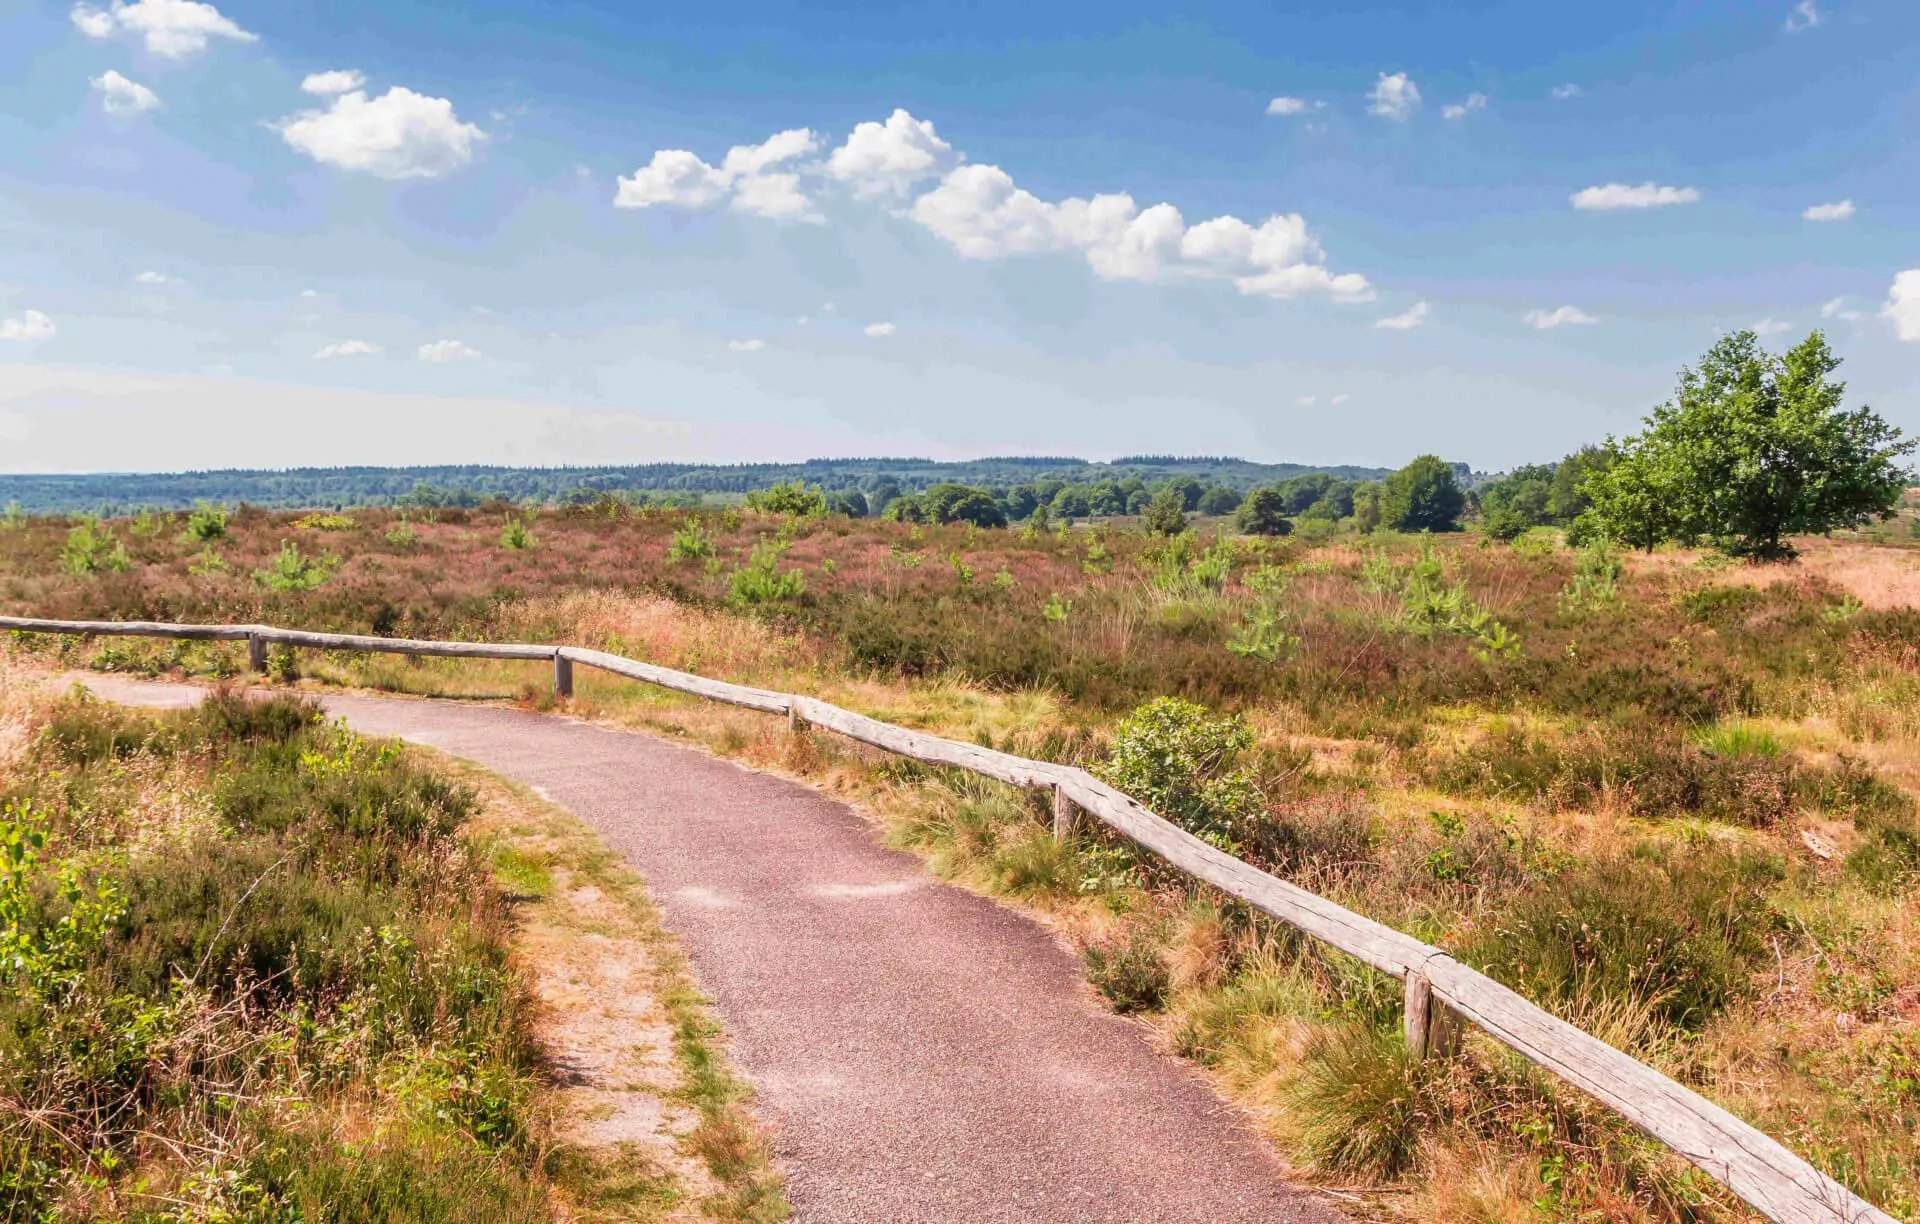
1 0 1916 472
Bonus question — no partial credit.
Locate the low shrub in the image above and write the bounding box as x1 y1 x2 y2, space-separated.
1083 926 1171 1013
1464 845 1783 1032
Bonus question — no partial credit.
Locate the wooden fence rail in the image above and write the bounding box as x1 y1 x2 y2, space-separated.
0 614 1895 1224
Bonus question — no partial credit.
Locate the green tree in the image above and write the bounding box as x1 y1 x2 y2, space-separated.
1352 483 1384 534
1380 456 1466 532
922 483 1007 528
1196 486 1243 517
1580 330 1913 559
1547 446 1611 522
1235 487 1292 536
827 489 869 518
1142 489 1189 536
1051 486 1093 519
1166 476 1205 511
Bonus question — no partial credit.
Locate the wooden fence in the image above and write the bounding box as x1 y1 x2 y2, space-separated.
0 614 1897 1224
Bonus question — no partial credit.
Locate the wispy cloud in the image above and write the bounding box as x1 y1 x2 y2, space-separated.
1266 96 1320 117
863 322 896 338
417 339 480 363
1820 296 1864 322
1550 83 1582 100
1374 301 1429 331
1441 92 1487 120
728 338 765 352
1751 318 1794 337
1803 199 1855 222
1524 305 1599 329
313 339 379 359
1571 182 1701 210
1783 0 1823 33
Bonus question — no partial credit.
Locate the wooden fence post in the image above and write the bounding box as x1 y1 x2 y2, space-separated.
1052 783 1075 842
1404 965 1461 1061
1404 967 1434 1060
247 633 267 674
553 652 573 698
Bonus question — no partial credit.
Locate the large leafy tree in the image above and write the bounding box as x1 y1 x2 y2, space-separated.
1381 455 1466 532
1580 330 1913 559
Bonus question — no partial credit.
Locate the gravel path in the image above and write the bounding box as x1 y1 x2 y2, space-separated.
81 677 1343 1224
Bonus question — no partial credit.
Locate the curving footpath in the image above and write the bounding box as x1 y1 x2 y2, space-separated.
79 676 1343 1224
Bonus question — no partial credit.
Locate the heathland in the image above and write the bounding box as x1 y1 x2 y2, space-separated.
2 330 1917 1222
5 488 1920 1222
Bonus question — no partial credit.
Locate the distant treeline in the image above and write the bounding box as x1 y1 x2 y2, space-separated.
0 456 1399 514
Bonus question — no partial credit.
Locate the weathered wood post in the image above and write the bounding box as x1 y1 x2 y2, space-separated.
1052 783 1075 842
247 633 267 674
553 651 573 698
1403 964 1461 1060
787 702 803 736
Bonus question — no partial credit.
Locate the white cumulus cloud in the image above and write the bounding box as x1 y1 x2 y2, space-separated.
1441 92 1487 120
728 338 765 352
616 127 821 220
1265 96 1318 116
91 69 159 115
71 0 255 58
863 322 896 337
1751 318 1794 337
1883 270 1920 342
617 108 1370 305
1571 182 1701 210
1784 0 1823 33
275 86 486 180
1803 199 1855 222
825 108 956 199
0 310 56 342
910 163 1370 300
313 339 378 359
417 339 479 363
1374 301 1429 330
1524 305 1599 329
301 69 365 96
1368 72 1420 121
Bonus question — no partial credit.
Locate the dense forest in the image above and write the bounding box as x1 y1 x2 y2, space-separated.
0 455 1399 514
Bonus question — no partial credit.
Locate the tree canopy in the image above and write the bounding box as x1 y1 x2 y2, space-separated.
1381 455 1466 532
1578 330 1914 559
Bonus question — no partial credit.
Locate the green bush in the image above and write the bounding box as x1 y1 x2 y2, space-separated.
500 516 536 550
254 540 340 592
670 517 716 560
1142 490 1188 537
730 539 807 606
60 517 130 575
182 500 229 543
744 481 828 517
1097 697 1264 850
